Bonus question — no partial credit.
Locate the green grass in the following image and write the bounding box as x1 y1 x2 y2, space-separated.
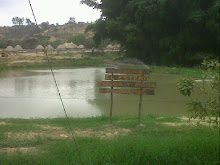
150 66 205 78
0 115 219 165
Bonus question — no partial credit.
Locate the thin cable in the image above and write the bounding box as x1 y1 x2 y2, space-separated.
0 96 194 102
27 0 84 164
28 0 40 33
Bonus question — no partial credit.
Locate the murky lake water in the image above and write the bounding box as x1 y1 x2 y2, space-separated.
0 68 194 118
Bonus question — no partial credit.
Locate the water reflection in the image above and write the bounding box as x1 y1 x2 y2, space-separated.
0 68 191 118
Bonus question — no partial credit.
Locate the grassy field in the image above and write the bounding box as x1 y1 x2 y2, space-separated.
0 115 219 165
0 51 205 77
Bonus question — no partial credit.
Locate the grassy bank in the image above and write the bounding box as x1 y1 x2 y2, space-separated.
0 51 205 77
0 115 219 165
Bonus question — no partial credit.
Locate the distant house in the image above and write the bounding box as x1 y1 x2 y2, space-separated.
14 45 23 52
113 44 121 50
62 42 77 51
45 45 54 52
106 44 114 50
35 45 44 52
5 46 14 52
5 46 14 54
56 45 65 52
78 45 85 49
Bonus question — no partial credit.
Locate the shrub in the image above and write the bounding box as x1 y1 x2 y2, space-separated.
177 60 219 124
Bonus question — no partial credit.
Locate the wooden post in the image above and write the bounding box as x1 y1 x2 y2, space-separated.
98 68 155 124
138 73 144 124
110 71 113 124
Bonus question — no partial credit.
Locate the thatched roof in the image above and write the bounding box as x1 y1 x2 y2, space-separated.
5 46 14 52
45 45 54 51
78 45 85 49
106 44 113 49
56 45 65 50
63 42 77 49
113 44 120 48
35 45 44 50
113 44 121 50
66 44 75 49
14 45 23 51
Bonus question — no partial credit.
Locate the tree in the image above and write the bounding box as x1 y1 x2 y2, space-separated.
26 18 32 25
67 34 95 49
18 17 24 25
12 17 24 25
40 21 50 31
22 38 39 49
82 0 219 66
12 17 17 25
68 17 76 24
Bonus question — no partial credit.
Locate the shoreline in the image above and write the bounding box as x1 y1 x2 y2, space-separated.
0 51 205 77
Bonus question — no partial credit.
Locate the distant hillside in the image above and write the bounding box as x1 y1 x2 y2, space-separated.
0 23 90 41
44 23 91 42
0 23 116 50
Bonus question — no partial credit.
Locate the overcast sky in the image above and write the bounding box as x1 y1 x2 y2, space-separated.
0 0 101 26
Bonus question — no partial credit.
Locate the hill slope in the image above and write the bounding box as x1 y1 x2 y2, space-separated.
0 23 90 41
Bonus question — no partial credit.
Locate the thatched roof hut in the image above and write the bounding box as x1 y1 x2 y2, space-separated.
66 44 75 49
63 42 77 50
56 45 65 51
113 44 121 50
78 45 85 49
106 44 113 50
14 45 23 51
35 45 44 50
5 46 14 52
45 45 54 51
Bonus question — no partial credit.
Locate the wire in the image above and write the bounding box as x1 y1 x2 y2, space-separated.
0 95 191 102
27 0 84 164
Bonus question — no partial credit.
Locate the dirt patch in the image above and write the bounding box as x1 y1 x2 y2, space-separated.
53 54 83 59
162 122 191 127
0 122 7 125
116 119 135 123
74 126 130 139
6 125 131 140
0 147 38 155
156 117 165 119
161 116 219 127
9 60 42 64
7 130 70 140
7 124 68 139
37 125 64 130
180 116 219 126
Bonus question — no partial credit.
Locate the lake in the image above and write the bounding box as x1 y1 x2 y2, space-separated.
0 68 193 118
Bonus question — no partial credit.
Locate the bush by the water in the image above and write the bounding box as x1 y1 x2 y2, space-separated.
177 60 220 124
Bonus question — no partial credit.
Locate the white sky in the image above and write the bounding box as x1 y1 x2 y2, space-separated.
0 0 101 26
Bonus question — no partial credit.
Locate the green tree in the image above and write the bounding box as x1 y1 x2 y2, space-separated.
26 18 32 25
40 22 50 31
68 17 76 24
12 17 24 25
82 0 219 66
67 34 95 49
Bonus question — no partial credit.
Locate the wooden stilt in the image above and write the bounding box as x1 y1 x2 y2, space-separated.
110 72 113 124
138 73 144 124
